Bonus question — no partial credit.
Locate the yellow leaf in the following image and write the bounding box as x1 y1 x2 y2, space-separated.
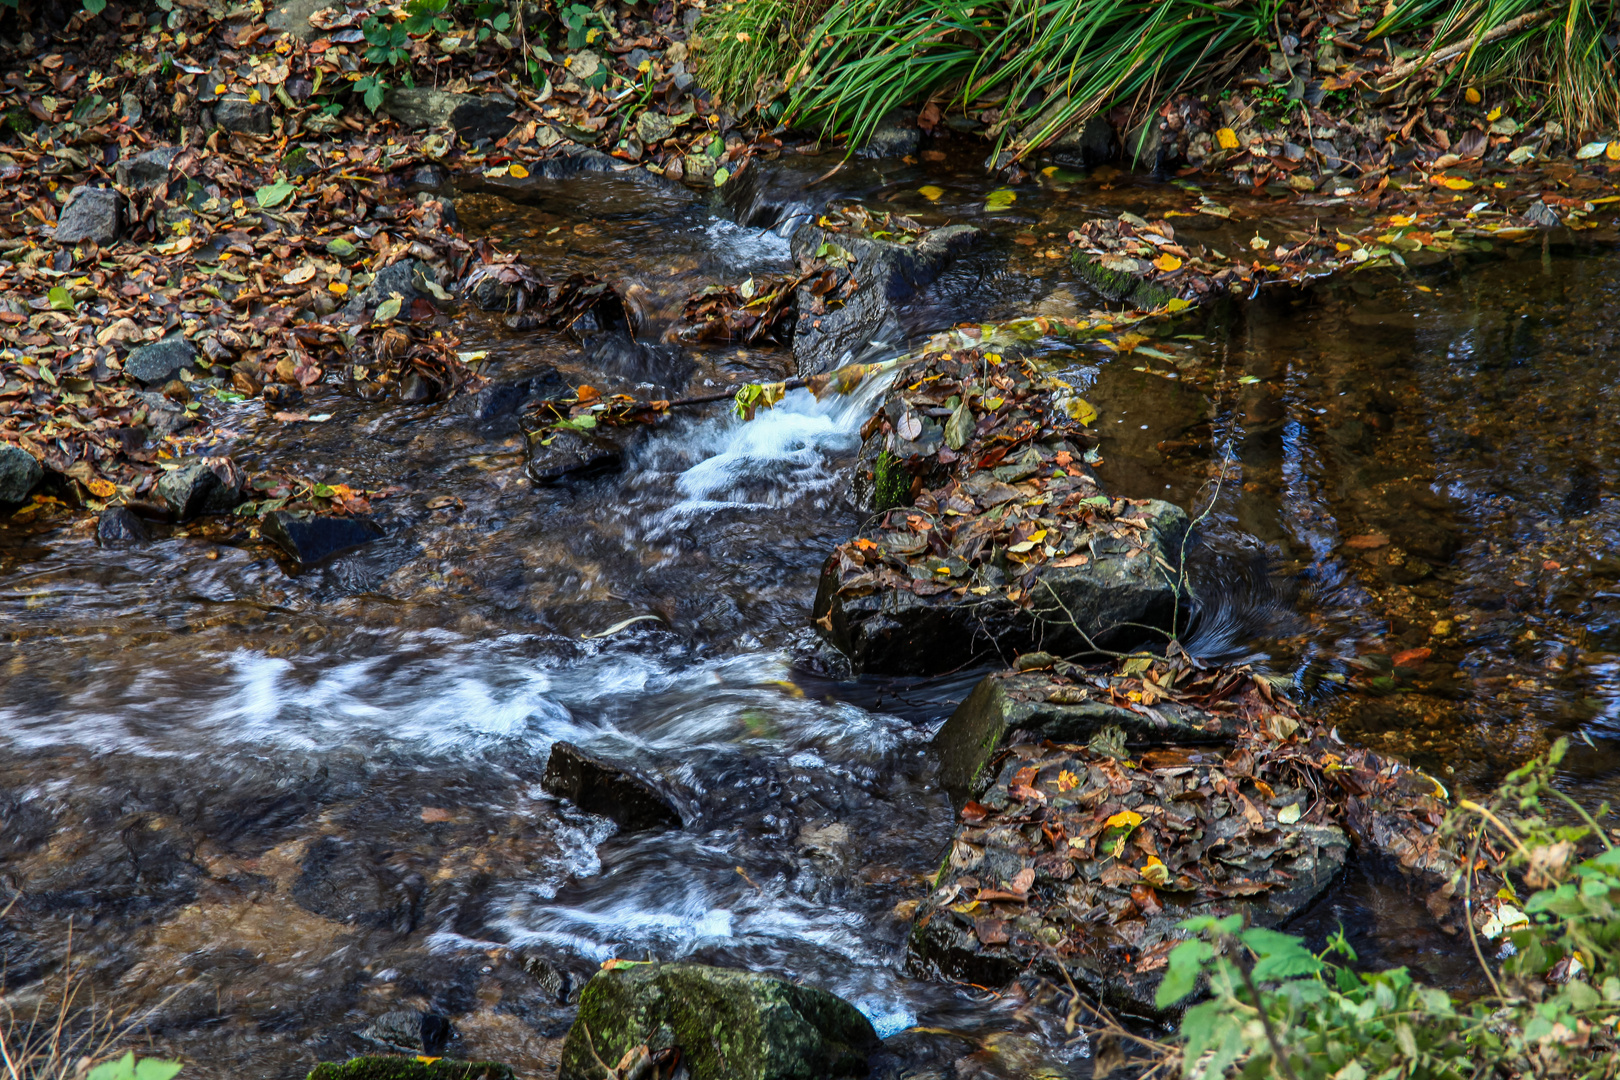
1465 87 1481 104
1027 529 1048 544
1486 106 1502 121
1164 297 1191 313
509 163 530 178
215 83 227 95
918 185 944 201
1007 539 1037 553
1335 241 1352 252
1055 769 1079 792
1441 176 1473 190
1152 253 1182 273
1104 809 1143 830
1610 142 1620 161
329 281 348 295
1062 397 1098 426
1140 856 1169 885
85 478 116 498
1216 127 1240 150
248 89 261 104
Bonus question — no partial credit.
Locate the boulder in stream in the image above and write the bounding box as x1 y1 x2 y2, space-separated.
0 443 43 503
96 506 151 546
264 510 384 566
156 457 243 521
526 425 641 485
558 962 879 1080
306 1059 513 1080
790 219 980 376
542 741 682 833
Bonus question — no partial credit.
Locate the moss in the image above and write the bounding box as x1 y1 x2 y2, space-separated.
2 108 37 137
1072 253 1178 311
872 449 910 512
306 1058 515 1080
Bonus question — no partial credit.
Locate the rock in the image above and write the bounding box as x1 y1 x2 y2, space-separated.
96 506 150 546
402 162 448 191
857 111 921 159
933 671 1237 808
306 1059 513 1080
156 457 243 521
541 741 682 833
526 425 638 484
635 110 674 144
1122 114 1166 170
558 962 879 1080
1526 200 1560 228
790 223 980 376
53 186 123 245
345 259 440 319
682 152 718 186
1047 115 1116 167
266 0 341 40
463 371 562 425
812 497 1190 676
0 443 43 503
292 836 425 932
909 741 1349 1016
214 95 272 135
358 1009 452 1055
114 146 180 192
263 510 383 565
382 88 514 143
122 335 197 385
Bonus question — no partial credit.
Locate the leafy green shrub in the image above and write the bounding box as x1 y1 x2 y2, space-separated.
1139 738 1620 1079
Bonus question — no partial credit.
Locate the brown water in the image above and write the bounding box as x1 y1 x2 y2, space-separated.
2 145 1617 1078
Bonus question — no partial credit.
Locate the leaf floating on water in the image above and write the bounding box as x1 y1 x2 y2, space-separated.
1060 396 1097 426
919 185 944 201
255 180 295 208
984 188 1016 212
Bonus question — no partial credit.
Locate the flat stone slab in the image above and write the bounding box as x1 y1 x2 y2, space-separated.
264 510 383 565
559 962 878 1080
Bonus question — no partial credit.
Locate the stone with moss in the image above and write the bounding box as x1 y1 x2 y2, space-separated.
558 962 878 1080
305 1057 514 1080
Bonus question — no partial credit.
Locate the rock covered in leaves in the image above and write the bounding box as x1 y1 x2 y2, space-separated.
558 962 878 1080
789 207 980 376
812 343 1188 675
0 442 43 503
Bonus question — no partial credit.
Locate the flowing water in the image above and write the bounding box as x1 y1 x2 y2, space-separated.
2 143 1618 1078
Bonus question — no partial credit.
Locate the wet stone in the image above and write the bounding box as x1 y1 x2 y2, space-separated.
156 457 243 521
96 506 151 546
0 443 43 503
541 741 682 833
358 1009 453 1055
214 95 273 135
53 186 124 245
266 0 341 40
525 425 638 485
558 962 879 1080
346 258 440 319
306 1059 514 1080
263 510 384 566
122 335 197 384
292 836 426 932
934 671 1236 808
909 741 1350 1016
857 110 921 159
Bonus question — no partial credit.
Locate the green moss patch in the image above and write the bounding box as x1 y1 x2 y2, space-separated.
306 1058 515 1080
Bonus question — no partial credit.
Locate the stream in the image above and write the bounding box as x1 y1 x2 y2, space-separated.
2 143 1618 1078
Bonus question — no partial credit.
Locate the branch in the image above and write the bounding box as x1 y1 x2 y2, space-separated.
1378 8 1555 85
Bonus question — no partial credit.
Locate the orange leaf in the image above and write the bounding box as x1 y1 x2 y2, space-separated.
1152 254 1183 273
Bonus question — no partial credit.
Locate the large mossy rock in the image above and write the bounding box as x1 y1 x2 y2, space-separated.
789 222 979 376
306 1058 513 1080
813 497 1190 676
934 671 1236 808
558 963 878 1080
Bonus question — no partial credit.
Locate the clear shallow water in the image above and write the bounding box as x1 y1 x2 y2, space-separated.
3 149 1619 1077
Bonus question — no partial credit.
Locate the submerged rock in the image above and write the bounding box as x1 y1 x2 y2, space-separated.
934 671 1235 807
790 221 980 376
525 425 641 485
0 443 43 503
306 1059 513 1080
558 962 879 1080
264 510 383 566
156 457 243 521
541 741 682 833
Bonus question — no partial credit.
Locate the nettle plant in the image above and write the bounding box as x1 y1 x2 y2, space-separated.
1143 738 1620 1079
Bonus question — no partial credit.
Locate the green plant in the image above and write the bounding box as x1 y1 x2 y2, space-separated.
558 2 610 50
362 15 413 69
401 0 452 37
85 1054 183 1080
1114 737 1620 1079
691 0 833 109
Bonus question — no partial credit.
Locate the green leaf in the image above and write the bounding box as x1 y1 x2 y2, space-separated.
47 285 74 310
134 1060 184 1080
325 237 357 258
82 0 108 14
373 293 403 323
254 180 295 208
944 398 973 450
1157 938 1213 1007
713 167 731 187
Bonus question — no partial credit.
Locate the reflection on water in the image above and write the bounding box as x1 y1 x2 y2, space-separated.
2 151 1618 1077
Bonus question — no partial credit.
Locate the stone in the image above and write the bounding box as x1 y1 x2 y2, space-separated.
463 370 562 425
812 497 1190 676
292 836 425 932
96 506 151 546
526 426 638 485
0 443 43 503
114 146 180 192
263 510 383 566
681 152 718 185
857 111 921 159
635 109 674 144
358 1009 452 1056
558 962 879 1080
122 335 197 385
933 671 1238 808
1526 200 1559 228
1047 115 1116 166
790 223 980 376
214 96 272 135
53 186 123 245
345 259 440 319
266 0 341 41
306 1059 513 1080
156 457 243 521
1122 114 1166 170
381 88 514 143
541 741 682 833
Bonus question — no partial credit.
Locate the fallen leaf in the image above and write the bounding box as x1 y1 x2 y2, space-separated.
255 180 295 208
1465 87 1481 104
509 163 530 178
283 265 317 285
1277 803 1302 824
1152 254 1182 272
1392 647 1433 667
1216 127 1240 150
919 185 944 201
1576 141 1610 160
85 477 116 498
421 807 452 822
1344 533 1390 549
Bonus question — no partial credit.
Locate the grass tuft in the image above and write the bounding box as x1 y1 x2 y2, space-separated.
691 0 834 113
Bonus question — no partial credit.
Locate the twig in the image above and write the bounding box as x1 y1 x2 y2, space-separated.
1462 822 1506 999
1378 7 1555 84
1230 932 1304 1080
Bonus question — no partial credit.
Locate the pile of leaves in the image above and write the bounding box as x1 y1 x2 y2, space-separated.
676 270 807 344
912 664 1459 1010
